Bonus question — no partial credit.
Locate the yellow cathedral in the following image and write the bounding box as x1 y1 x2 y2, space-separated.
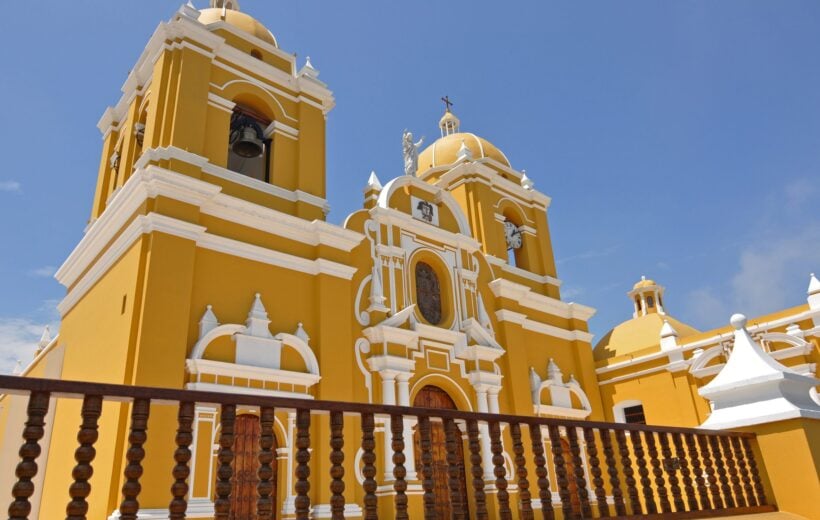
0 2 818 520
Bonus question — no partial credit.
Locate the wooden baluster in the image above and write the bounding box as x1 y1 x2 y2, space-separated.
731 436 755 507
489 421 512 519
444 417 466 520
697 434 723 509
644 430 670 514
709 435 734 508
687 433 711 510
390 414 408 520
547 424 573 518
8 390 50 520
673 433 698 512
528 425 554 520
663 433 685 512
257 406 276 520
599 429 624 516
583 428 609 517
418 416 437 520
360 413 378 520
741 437 768 506
214 404 236 520
168 401 194 520
295 409 312 520
328 410 346 520
567 427 592 518
614 429 641 515
118 398 151 520
631 429 656 514
66 394 103 520
466 420 488 520
721 436 745 508
510 423 533 519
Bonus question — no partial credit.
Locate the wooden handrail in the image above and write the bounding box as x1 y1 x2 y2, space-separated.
1 374 775 520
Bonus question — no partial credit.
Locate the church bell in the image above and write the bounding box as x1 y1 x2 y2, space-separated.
231 126 264 158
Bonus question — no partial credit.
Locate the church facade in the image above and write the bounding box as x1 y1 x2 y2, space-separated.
0 2 818 520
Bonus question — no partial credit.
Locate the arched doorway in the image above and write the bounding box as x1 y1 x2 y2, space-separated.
413 385 470 519
230 414 277 519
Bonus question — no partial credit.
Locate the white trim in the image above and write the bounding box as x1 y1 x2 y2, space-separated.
613 399 644 423
57 213 357 316
488 278 594 320
376 175 472 236
186 359 320 388
485 255 562 287
185 382 315 399
495 309 594 343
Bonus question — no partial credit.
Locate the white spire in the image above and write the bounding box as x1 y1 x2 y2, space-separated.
295 322 311 345
809 272 820 295
660 319 678 338
198 305 219 339
456 139 473 161
520 170 534 190
38 326 52 350
699 313 820 429
12 360 23 376
245 293 272 337
299 56 320 80
547 358 563 382
366 170 382 191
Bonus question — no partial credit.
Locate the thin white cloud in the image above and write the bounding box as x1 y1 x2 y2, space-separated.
0 317 57 375
28 266 56 278
0 181 21 193
557 244 620 265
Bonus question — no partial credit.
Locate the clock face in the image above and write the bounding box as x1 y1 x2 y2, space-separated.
504 220 523 250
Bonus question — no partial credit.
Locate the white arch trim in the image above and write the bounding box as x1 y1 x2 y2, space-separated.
211 78 296 122
191 324 245 360
274 332 320 375
376 176 472 236
409 373 474 412
613 399 644 424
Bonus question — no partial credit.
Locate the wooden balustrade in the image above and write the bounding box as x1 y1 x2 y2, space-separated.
0 375 776 520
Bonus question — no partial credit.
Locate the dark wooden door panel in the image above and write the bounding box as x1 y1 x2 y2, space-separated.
229 414 277 520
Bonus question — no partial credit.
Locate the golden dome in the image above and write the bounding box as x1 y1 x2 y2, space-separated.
418 132 511 171
198 8 278 47
593 314 700 362
633 277 657 290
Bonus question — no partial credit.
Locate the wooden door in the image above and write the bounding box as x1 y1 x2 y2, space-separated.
230 414 276 519
413 385 470 519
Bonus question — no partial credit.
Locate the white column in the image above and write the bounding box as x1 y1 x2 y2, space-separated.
381 370 398 481
488 388 501 414
475 387 495 481
396 373 411 407
396 372 417 480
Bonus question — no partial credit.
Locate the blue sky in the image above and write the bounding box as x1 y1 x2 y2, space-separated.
1 1 818 373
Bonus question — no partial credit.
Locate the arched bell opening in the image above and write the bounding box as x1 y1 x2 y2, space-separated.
228 103 272 183
412 385 471 519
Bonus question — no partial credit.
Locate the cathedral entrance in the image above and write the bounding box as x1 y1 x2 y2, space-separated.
229 414 276 519
413 385 470 519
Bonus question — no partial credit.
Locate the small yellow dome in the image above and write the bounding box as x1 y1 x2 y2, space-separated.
418 132 511 171
198 8 278 47
633 277 657 290
594 314 700 362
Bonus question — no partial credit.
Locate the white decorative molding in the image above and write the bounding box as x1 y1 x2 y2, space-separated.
488 278 593 320
376 175 472 237
699 314 820 430
530 360 592 419
485 257 562 288
495 309 594 344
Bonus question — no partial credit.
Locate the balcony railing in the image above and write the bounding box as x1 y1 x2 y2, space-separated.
1 374 776 520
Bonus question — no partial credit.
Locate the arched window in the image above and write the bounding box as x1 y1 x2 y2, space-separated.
646 295 655 308
415 262 442 325
228 105 271 182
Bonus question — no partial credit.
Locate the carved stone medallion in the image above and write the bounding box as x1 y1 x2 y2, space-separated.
415 262 442 325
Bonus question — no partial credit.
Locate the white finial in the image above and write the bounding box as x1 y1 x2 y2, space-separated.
547 358 563 382
808 273 820 311
641 275 646 281
366 170 382 191
808 273 820 295
730 313 747 330
38 326 52 350
295 322 311 344
12 360 23 376
456 139 473 161
198 305 219 339
245 293 272 337
299 56 321 79
660 319 678 338
520 170 534 190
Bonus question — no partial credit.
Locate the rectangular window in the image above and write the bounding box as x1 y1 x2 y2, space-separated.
623 404 646 425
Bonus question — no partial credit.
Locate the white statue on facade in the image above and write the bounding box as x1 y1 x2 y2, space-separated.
402 130 424 176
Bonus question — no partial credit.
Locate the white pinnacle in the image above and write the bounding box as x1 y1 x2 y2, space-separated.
456 139 473 161
520 170 534 190
38 326 52 349
808 273 820 295
366 170 382 191
660 319 678 338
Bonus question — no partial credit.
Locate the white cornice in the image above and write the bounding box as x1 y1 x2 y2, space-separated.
57 212 358 316
495 309 594 344
431 162 552 210
488 278 595 321
368 207 481 254
485 256 562 287
56 163 361 294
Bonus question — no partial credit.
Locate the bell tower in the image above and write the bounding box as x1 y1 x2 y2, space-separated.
90 1 334 223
